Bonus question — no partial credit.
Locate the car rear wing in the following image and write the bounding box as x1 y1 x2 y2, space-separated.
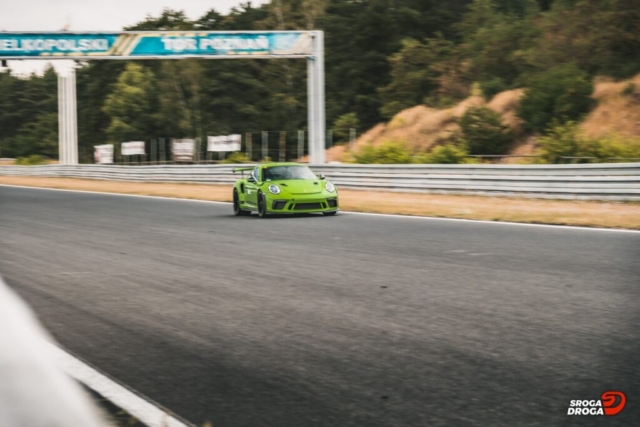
232 166 254 177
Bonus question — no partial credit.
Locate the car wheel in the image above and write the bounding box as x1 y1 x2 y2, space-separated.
233 189 250 216
257 191 268 218
323 211 337 216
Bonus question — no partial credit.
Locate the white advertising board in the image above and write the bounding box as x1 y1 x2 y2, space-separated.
207 134 241 152
94 144 113 164
121 141 145 156
172 139 195 161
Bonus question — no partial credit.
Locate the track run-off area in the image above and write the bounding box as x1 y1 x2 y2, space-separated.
1 185 639 426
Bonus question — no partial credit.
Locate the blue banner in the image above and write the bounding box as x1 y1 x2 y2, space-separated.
0 32 314 59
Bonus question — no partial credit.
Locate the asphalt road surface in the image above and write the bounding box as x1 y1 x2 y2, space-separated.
1 185 639 427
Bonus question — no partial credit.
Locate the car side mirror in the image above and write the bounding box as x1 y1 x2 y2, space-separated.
317 173 326 180
247 175 256 183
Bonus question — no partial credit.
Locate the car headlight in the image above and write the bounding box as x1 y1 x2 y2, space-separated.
325 182 335 193
268 184 281 195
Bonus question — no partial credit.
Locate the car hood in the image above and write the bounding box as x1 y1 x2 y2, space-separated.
275 180 322 195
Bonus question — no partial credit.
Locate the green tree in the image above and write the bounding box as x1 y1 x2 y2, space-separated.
527 0 640 78
103 63 159 142
332 112 359 143
10 113 58 158
379 36 456 118
323 0 401 129
537 0 554 11
457 0 539 97
125 8 200 140
517 63 594 133
0 66 58 158
77 61 126 160
458 106 512 154
125 9 193 31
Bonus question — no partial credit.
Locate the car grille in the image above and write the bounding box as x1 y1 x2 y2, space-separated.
272 201 287 210
327 198 338 208
294 202 322 210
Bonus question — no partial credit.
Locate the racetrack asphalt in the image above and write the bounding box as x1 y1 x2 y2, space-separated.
1 185 639 427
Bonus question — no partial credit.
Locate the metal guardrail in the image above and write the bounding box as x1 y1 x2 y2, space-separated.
1 163 639 200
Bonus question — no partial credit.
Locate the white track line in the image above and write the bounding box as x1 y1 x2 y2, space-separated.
49 342 192 427
2 183 639 234
342 210 640 233
0 184 230 205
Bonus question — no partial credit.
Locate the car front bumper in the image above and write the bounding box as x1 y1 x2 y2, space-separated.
265 193 339 213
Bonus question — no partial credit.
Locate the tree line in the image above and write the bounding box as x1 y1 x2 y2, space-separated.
0 0 638 161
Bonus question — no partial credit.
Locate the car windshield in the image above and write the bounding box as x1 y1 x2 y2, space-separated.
263 166 317 181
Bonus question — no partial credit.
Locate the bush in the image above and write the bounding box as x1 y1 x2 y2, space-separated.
535 122 585 163
15 155 47 165
353 140 475 164
457 106 513 155
622 82 636 97
332 112 359 144
595 135 640 160
537 122 640 163
417 144 472 164
220 152 251 164
353 141 414 164
480 77 509 99
517 64 594 133
621 82 640 102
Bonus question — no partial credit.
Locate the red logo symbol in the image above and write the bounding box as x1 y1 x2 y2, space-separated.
601 391 626 416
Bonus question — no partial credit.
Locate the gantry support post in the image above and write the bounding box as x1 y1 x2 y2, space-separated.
307 31 325 164
57 68 78 165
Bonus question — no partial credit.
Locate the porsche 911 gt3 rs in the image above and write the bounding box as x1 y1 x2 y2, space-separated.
232 163 338 217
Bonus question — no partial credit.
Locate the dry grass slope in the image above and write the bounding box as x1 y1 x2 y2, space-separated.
325 74 640 162
581 74 640 139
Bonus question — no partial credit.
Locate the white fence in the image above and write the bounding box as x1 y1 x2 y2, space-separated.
1 163 640 200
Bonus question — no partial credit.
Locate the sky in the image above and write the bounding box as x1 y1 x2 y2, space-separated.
1 0 268 76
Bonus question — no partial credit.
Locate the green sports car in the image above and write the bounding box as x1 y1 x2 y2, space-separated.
232 163 339 217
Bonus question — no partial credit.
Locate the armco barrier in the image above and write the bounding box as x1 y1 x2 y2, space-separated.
1 163 639 201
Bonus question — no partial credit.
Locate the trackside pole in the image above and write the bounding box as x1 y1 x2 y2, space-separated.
246 132 252 161
279 131 286 162
57 68 78 165
298 130 305 161
262 131 268 161
307 31 326 164
349 128 357 152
